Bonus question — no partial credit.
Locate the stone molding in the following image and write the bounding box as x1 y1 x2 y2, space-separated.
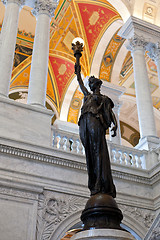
0 186 38 200
36 191 85 240
118 16 160 44
0 143 159 185
2 0 25 6
0 144 87 171
32 0 59 18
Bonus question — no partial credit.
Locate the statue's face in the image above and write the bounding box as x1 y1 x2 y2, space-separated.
89 78 99 91
89 81 96 91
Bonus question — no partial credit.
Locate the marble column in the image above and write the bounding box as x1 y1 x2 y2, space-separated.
127 37 157 139
0 0 25 97
147 43 160 87
27 0 58 107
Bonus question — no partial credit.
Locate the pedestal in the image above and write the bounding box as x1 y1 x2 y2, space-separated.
71 229 136 240
81 194 123 231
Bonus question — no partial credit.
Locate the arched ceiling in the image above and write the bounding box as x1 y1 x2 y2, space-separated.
0 0 160 146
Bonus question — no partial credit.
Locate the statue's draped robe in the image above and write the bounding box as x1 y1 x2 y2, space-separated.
78 93 116 197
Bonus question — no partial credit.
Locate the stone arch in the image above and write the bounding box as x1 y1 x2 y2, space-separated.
50 208 147 240
122 212 147 239
50 210 82 240
106 0 131 22
90 19 124 78
59 75 78 121
9 88 59 118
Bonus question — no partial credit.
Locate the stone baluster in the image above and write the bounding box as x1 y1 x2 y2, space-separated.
0 0 25 97
137 154 142 168
120 152 126 165
131 155 137 167
127 36 157 139
27 0 58 107
125 153 131 166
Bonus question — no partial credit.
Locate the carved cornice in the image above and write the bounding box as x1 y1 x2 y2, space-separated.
0 144 87 171
32 0 59 18
36 191 85 240
118 16 160 44
2 0 25 6
113 170 150 185
0 144 158 186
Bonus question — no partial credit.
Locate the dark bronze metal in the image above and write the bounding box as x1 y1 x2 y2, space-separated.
72 40 124 230
81 193 124 230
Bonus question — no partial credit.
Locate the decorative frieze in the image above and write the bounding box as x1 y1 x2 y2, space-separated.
119 204 155 229
36 192 85 240
32 0 59 18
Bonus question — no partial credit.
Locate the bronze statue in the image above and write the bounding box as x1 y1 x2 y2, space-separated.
72 40 124 231
72 41 117 198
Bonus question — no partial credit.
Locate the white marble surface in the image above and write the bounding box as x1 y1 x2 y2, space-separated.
0 97 53 147
71 229 136 240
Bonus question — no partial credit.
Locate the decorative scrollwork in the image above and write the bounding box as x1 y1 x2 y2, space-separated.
32 0 59 18
127 35 148 52
146 42 160 62
2 0 25 5
36 193 85 240
119 204 155 229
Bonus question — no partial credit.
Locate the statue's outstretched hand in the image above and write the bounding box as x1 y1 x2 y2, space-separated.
111 125 117 137
75 63 81 75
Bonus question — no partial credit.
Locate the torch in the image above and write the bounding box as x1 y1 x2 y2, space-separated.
72 37 84 68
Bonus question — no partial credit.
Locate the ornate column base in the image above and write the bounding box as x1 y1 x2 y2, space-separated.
81 193 123 231
71 229 136 240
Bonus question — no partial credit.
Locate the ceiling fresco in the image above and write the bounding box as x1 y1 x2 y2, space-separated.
0 0 160 145
4 0 121 114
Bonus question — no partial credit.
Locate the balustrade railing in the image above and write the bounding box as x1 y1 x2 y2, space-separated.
52 128 85 155
107 142 147 169
51 125 149 170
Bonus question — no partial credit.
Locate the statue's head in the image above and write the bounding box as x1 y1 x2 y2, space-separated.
88 76 102 91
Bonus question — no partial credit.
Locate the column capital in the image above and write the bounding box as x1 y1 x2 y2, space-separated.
127 35 148 53
2 0 25 6
32 0 59 19
147 43 160 62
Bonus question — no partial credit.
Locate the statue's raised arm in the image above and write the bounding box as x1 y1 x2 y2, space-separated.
72 40 89 96
74 63 89 96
